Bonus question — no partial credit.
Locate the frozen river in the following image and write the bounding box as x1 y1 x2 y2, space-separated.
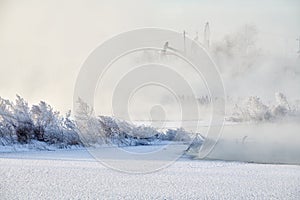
0 147 299 199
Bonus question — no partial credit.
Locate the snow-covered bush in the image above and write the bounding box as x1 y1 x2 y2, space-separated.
1 95 194 149
75 99 162 146
227 93 299 122
231 96 271 122
62 111 81 145
271 92 291 117
75 98 106 145
99 116 161 146
75 99 193 146
161 128 191 142
32 101 80 146
0 97 16 144
0 95 35 143
0 95 81 147
0 121 14 145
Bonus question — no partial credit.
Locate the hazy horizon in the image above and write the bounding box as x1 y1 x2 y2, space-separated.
0 0 300 113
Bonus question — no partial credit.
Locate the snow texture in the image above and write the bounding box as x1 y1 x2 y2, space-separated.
0 148 299 199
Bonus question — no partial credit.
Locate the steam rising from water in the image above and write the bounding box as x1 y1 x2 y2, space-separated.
202 29 300 164
205 122 300 165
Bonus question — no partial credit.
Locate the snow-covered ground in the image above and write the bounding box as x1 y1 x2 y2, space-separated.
1 147 299 199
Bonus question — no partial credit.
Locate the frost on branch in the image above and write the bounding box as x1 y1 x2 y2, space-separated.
75 98 192 146
0 95 80 147
228 93 298 122
0 95 194 149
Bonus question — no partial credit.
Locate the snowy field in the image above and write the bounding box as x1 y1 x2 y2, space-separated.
1 147 300 199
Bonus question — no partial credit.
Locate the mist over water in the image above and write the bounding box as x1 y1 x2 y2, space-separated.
195 27 300 164
206 122 300 165
117 27 300 165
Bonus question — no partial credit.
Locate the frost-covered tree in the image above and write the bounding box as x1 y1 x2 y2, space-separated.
0 95 81 147
1 95 194 148
98 116 161 146
0 97 16 144
271 92 291 117
227 93 299 122
75 98 106 144
229 96 271 122
31 101 55 141
31 101 80 146
161 128 191 142
62 110 81 145
12 95 35 143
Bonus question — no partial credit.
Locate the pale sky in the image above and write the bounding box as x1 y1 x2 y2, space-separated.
0 0 299 113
